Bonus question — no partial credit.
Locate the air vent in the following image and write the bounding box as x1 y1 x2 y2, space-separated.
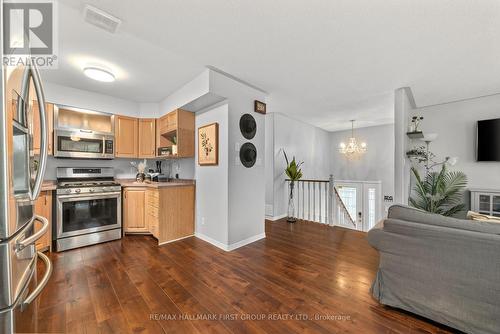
83 5 121 33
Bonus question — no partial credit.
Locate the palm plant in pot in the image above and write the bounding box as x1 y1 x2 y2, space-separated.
283 150 303 223
410 165 467 216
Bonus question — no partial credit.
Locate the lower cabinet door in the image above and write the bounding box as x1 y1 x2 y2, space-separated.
34 191 52 251
123 188 148 233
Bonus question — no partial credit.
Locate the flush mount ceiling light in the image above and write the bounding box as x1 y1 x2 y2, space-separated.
339 120 367 158
83 67 115 82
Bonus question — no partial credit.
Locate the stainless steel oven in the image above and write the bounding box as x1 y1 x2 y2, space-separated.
55 167 122 252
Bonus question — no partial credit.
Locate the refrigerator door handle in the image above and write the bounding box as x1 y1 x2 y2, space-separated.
29 63 48 201
15 215 49 251
22 251 52 306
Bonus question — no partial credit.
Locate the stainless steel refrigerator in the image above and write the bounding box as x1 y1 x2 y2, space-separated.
0 35 53 334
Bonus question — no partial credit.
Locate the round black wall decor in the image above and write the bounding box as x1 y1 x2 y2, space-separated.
239 114 257 139
240 142 257 168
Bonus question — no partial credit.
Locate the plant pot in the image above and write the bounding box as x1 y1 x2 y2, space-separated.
136 172 145 183
287 182 297 223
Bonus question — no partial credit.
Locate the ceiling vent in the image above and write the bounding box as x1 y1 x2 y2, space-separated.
83 5 121 33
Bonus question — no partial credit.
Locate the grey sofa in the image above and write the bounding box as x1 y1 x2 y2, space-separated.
368 205 500 334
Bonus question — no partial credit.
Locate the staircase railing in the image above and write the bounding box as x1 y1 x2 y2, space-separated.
286 175 356 227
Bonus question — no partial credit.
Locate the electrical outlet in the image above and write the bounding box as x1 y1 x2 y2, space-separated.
235 156 241 166
256 158 262 166
235 142 240 151
201 217 206 225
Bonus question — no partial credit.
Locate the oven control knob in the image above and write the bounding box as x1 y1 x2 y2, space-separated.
75 189 81 193
89 188 95 193
66 189 72 194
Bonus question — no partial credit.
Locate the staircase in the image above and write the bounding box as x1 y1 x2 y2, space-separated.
286 175 356 227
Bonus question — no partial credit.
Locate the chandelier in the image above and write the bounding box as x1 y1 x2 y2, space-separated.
338 120 367 157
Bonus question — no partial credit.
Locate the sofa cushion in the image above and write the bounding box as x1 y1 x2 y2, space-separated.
387 205 500 235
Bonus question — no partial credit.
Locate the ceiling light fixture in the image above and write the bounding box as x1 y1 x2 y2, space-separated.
83 67 115 82
339 120 367 158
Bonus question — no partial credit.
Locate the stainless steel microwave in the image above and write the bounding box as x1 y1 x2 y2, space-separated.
53 105 115 159
54 129 114 159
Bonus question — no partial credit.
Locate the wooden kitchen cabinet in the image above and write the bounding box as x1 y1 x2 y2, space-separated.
122 184 195 243
34 191 52 251
156 109 195 158
157 185 195 244
138 118 156 158
123 188 148 233
32 102 54 156
115 115 139 158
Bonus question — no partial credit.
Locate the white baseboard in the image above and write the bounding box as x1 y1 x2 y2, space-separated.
266 213 286 221
194 232 266 252
227 233 266 251
194 232 228 251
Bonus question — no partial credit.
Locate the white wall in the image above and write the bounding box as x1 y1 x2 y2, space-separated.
413 93 500 190
159 70 210 116
210 70 267 246
265 113 275 216
44 82 140 117
394 87 415 204
330 124 395 212
195 103 229 245
271 113 332 217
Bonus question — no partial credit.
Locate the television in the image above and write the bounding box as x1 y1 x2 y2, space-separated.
477 118 500 161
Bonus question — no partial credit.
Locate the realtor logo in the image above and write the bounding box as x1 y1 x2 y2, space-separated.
3 0 58 68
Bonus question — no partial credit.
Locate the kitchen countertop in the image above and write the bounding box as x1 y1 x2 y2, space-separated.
116 179 195 188
41 180 57 191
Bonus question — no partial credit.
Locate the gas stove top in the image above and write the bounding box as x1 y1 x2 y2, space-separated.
56 167 121 195
58 180 120 188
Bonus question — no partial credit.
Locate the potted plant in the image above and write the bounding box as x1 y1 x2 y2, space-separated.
410 165 467 216
283 150 303 223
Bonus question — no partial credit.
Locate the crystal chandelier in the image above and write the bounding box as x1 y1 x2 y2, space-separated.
338 120 367 157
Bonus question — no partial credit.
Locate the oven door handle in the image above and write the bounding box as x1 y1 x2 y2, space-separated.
22 251 52 306
16 214 49 251
57 192 122 200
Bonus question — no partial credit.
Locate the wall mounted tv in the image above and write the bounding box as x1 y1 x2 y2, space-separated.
477 118 500 161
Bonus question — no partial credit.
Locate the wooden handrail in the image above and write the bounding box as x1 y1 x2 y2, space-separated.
333 187 356 227
285 179 329 183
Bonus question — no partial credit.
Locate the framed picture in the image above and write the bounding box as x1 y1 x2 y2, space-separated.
198 122 219 166
254 100 266 114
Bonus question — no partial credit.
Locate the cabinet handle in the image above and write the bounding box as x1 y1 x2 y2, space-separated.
44 195 47 205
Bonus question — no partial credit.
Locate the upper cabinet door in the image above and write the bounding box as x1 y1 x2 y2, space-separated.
115 116 138 158
138 118 156 158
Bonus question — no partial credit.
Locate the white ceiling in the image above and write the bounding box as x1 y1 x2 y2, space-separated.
45 0 500 131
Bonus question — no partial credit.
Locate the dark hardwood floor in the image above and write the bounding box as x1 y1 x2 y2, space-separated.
19 219 457 333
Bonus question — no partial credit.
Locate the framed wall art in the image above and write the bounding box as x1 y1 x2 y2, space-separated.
198 122 219 166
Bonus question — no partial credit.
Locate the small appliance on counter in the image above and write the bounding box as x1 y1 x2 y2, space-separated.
55 167 122 251
150 160 171 182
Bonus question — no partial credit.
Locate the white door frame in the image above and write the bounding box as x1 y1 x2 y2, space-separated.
334 180 382 231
